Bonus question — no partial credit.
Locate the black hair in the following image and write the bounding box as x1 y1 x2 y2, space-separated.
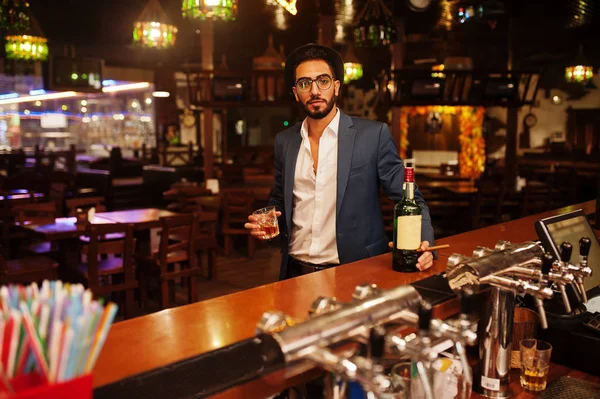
292 47 337 83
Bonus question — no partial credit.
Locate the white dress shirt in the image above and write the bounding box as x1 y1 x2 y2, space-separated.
288 109 340 264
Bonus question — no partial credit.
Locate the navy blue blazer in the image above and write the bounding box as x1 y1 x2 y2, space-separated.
268 111 435 280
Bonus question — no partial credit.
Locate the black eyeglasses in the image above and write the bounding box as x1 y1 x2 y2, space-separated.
295 74 334 93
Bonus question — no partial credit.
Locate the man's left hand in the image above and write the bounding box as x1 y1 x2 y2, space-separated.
387 240 434 271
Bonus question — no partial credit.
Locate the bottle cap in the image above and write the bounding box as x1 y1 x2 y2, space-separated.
404 167 415 183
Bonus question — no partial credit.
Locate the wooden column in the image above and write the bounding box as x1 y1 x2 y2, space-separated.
504 16 518 185
317 15 334 47
203 108 213 179
154 66 178 154
505 107 519 185
390 18 405 70
200 19 214 179
200 19 214 71
390 18 405 150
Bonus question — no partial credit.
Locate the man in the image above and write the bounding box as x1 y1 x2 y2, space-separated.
245 43 435 280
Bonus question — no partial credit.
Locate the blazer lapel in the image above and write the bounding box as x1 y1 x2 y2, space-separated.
284 127 302 237
337 112 356 217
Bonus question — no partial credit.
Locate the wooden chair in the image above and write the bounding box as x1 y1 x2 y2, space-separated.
0 246 58 285
12 202 58 256
471 178 506 229
221 190 255 258
65 196 107 216
49 182 68 217
520 182 553 217
163 185 211 213
76 224 138 319
12 201 57 225
137 214 202 309
196 212 219 280
553 165 578 207
66 197 122 243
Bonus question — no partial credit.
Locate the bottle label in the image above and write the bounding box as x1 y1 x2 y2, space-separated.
396 215 422 250
480 375 500 391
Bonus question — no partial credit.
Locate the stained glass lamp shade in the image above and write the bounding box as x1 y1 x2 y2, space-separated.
133 0 177 49
565 44 594 84
565 65 594 84
353 0 397 48
181 0 238 21
5 34 48 61
3 6 48 62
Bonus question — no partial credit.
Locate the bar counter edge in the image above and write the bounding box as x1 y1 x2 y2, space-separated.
93 200 599 398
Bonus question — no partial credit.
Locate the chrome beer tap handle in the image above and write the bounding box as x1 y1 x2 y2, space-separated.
415 300 435 399
559 241 585 303
305 350 393 395
387 302 437 399
431 293 476 386
482 275 553 299
352 283 381 301
534 297 549 330
308 296 342 317
542 253 572 313
472 246 494 258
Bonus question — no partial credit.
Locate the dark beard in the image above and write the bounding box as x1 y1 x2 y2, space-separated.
302 94 337 119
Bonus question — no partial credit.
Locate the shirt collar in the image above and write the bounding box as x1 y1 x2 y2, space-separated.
300 107 340 141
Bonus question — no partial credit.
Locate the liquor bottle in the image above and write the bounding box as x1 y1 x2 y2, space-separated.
393 167 422 272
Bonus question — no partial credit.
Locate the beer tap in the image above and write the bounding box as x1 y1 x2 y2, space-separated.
445 240 567 397
541 252 574 314
429 293 477 387
353 283 381 301
387 301 436 399
559 242 592 304
255 284 478 399
576 237 592 303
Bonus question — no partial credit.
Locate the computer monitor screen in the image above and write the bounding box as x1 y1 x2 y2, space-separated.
536 210 600 293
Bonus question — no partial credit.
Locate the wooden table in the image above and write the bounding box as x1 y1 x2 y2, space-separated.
220 186 272 202
419 180 478 195
93 200 598 397
0 192 44 202
23 216 115 240
96 208 177 230
417 173 471 182
24 208 178 240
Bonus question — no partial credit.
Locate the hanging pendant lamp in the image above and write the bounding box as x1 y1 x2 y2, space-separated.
565 44 594 84
133 0 177 49
353 0 397 48
181 0 238 21
4 4 48 62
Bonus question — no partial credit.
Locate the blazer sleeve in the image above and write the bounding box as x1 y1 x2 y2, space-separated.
376 124 436 248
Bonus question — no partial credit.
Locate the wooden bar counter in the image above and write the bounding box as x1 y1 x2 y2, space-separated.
93 200 599 397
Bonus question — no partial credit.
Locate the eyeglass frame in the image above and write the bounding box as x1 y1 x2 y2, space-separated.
294 74 337 93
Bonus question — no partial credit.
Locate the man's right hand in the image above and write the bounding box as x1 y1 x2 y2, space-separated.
245 211 282 238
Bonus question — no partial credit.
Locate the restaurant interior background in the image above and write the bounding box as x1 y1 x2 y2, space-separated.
0 0 599 310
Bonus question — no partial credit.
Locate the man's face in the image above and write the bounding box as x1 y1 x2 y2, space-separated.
292 60 340 120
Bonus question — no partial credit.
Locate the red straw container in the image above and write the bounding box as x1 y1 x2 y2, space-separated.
1 373 92 399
